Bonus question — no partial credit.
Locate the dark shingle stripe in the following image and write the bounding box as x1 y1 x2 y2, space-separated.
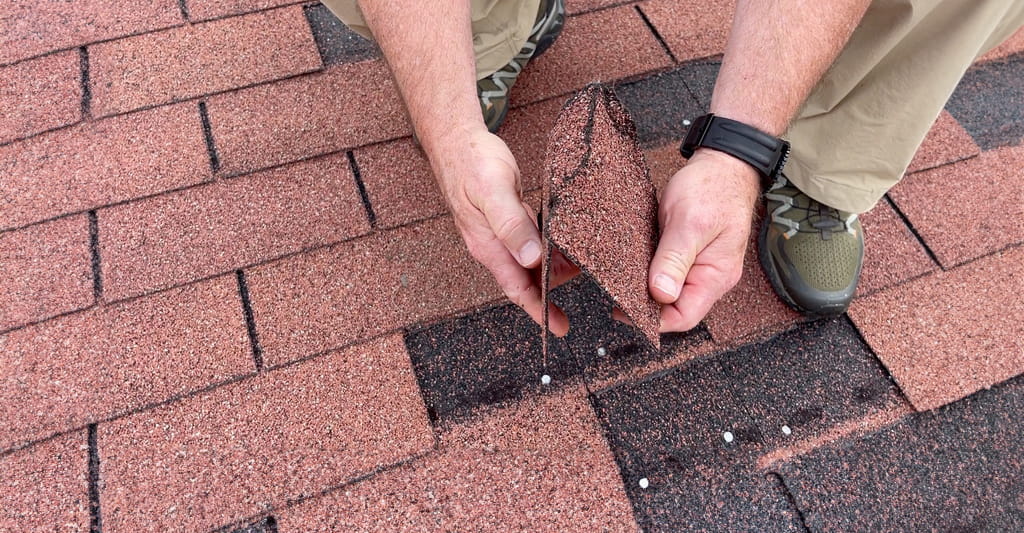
235 270 264 371
946 52 1024 150
88 424 102 533
616 60 719 147
346 150 378 228
197 101 221 172
303 3 380 66
592 318 901 531
777 374 1024 531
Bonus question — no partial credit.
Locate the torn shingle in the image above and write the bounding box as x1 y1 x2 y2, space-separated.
543 83 661 349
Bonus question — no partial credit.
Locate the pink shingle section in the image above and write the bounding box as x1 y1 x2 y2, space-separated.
888 144 1024 268
906 111 980 174
185 0 303 21
277 387 637 532
0 276 251 450
0 215 93 332
849 245 1024 411
0 0 182 65
638 0 735 61
355 138 442 229
703 233 801 344
0 432 89 532
246 215 501 367
99 334 433 533
0 50 82 144
99 153 370 301
856 200 935 296
207 60 410 175
0 104 209 230
89 6 321 117
514 6 673 105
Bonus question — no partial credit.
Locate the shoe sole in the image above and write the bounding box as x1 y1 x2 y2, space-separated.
532 0 566 59
757 222 848 318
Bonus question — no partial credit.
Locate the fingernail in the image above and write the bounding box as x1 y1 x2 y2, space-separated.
654 274 679 299
518 240 541 266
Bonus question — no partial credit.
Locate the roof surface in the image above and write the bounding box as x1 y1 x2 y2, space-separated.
1 1 1023 532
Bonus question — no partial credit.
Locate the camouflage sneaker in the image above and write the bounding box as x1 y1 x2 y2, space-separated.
757 175 864 316
478 0 565 132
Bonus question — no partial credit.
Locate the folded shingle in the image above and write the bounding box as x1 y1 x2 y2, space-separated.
543 83 661 349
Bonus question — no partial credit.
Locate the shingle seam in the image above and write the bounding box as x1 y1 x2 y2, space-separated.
633 5 678 64
235 270 265 371
769 472 812 532
198 101 221 173
88 210 103 302
882 194 943 269
79 47 92 118
88 424 103 533
346 151 378 228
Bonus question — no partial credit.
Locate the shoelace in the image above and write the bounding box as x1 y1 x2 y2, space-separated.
765 176 857 239
478 3 554 107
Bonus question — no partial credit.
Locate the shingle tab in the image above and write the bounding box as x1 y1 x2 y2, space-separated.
0 51 82 144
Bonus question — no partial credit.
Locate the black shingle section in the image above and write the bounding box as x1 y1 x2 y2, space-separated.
777 375 1024 532
304 4 380 66
592 318 898 531
616 60 720 148
946 53 1024 150
404 302 575 425
551 277 710 386
717 317 903 447
592 359 802 531
403 276 708 425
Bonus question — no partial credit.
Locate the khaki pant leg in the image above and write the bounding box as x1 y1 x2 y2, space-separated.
320 0 540 81
784 0 1024 214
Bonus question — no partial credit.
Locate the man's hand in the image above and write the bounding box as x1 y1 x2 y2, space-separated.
432 124 575 336
648 148 761 332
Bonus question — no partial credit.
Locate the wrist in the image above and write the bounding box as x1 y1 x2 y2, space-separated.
689 147 762 198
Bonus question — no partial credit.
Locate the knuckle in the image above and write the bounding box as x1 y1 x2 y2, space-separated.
493 214 527 243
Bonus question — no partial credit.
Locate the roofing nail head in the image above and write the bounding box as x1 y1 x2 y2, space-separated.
541 374 552 385
683 119 692 127
638 478 649 489
597 346 607 357
723 431 734 444
782 425 792 436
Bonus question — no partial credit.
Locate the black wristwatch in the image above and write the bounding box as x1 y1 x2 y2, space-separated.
679 113 790 189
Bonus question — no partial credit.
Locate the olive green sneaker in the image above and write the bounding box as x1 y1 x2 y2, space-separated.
758 175 864 316
478 0 565 132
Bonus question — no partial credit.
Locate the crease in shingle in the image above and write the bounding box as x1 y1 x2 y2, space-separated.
542 83 661 351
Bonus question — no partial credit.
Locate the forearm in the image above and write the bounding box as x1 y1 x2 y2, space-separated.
712 0 872 136
357 0 485 155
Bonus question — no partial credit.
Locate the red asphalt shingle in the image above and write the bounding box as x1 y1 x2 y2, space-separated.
184 0 304 22
888 143 1024 268
514 5 673 105
88 6 321 117
849 245 1024 411
906 110 980 174
637 0 735 61
0 432 89 532
98 334 434 533
0 103 210 231
0 50 82 144
567 0 631 15
0 215 93 332
856 199 936 296
206 59 410 175
0 276 250 450
245 215 502 367
99 152 370 301
276 388 638 532
354 137 442 229
0 0 182 65
502 97 565 190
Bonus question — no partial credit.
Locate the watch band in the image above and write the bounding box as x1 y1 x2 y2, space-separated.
679 113 791 187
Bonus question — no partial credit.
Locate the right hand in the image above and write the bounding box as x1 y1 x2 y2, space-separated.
428 125 577 336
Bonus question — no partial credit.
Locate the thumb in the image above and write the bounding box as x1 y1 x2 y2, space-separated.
478 182 543 268
648 216 704 304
